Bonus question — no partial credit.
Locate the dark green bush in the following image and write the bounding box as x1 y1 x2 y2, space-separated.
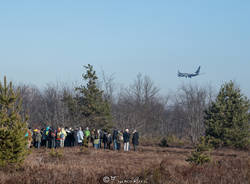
159 138 168 147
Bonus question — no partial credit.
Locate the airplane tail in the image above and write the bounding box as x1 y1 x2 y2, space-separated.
195 66 201 74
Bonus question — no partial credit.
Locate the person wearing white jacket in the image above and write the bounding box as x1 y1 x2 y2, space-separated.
77 127 84 146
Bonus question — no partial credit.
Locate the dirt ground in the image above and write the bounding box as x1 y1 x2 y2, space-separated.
0 146 249 184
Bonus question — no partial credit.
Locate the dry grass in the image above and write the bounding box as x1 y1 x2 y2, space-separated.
140 135 191 148
0 146 249 184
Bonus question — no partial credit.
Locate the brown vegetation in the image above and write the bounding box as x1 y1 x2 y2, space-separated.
0 146 249 184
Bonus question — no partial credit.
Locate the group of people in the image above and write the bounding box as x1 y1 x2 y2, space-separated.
25 126 139 151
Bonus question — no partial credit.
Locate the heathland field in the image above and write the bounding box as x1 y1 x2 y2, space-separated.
0 146 249 184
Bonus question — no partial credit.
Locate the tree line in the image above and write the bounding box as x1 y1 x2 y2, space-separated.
16 65 217 143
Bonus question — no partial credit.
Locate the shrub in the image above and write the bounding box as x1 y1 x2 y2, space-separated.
49 149 64 159
186 136 212 165
79 146 91 155
159 135 187 147
166 135 186 147
159 138 168 147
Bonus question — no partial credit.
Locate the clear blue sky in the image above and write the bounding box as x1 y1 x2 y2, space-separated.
0 1 249 96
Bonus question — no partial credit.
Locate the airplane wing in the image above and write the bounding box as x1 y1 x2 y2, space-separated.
178 71 186 77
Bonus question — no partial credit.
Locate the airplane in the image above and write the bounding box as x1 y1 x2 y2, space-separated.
178 66 201 78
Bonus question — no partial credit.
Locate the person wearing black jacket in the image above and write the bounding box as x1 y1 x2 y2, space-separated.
107 133 112 150
102 130 108 149
112 129 118 150
132 129 139 151
123 129 130 151
68 128 75 147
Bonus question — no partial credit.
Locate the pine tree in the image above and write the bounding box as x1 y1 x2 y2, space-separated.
0 76 28 167
186 136 212 165
75 64 113 130
204 81 250 149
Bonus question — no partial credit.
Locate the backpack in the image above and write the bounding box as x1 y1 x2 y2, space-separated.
51 131 56 138
60 133 65 139
119 135 123 141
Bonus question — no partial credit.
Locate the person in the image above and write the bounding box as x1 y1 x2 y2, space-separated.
73 128 78 146
45 126 50 148
107 132 112 150
56 128 61 148
132 129 139 151
60 128 67 147
34 129 42 149
123 129 130 151
32 128 38 147
64 127 71 147
90 129 95 148
98 129 103 148
41 128 46 147
26 127 33 148
112 128 118 150
84 127 90 147
77 127 84 146
94 129 100 149
68 127 75 147
102 130 108 149
50 128 56 149
117 130 123 151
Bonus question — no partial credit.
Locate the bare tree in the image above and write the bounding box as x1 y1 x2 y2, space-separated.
18 82 75 128
100 70 116 104
113 73 167 135
41 83 75 128
18 84 45 127
171 84 214 143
